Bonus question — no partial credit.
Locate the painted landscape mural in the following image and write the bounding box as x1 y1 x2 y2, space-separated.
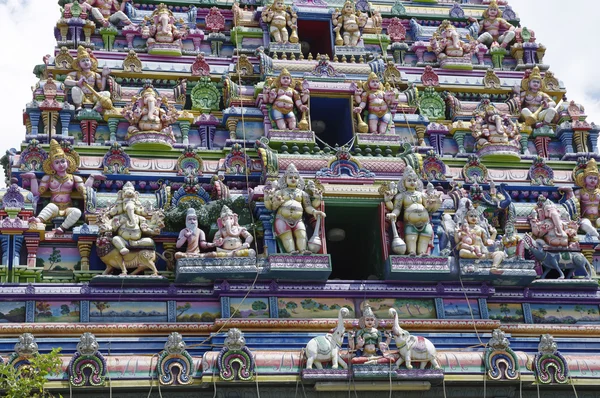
278 298 355 318
363 298 436 319
230 298 269 318
487 303 524 323
89 301 167 323
0 302 26 323
36 246 81 271
35 301 80 322
443 299 481 319
531 304 600 324
176 301 221 322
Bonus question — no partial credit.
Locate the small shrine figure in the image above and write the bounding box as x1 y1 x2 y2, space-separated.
86 0 132 27
349 304 390 363
122 85 179 147
263 69 309 131
457 221 485 259
332 0 367 47
571 159 600 235
175 208 223 259
470 104 520 157
383 166 443 256
64 46 112 112
353 73 397 134
501 224 524 260
261 0 299 44
429 20 477 68
212 206 256 257
468 0 515 49
142 3 188 55
528 196 578 249
264 164 325 254
21 139 104 232
515 66 557 127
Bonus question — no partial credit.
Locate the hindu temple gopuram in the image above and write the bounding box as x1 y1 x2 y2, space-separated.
1 0 599 396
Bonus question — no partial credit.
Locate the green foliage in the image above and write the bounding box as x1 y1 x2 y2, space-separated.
251 300 267 311
0 348 63 398
163 197 255 233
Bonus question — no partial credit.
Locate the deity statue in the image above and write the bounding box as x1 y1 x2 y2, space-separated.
353 72 397 135
501 224 524 260
429 20 477 66
142 3 188 55
383 166 443 256
86 0 132 27
568 159 600 237
64 46 112 112
470 104 520 151
122 85 179 146
332 0 368 47
263 69 310 131
21 139 104 232
529 196 579 249
456 221 484 259
348 304 390 363
468 0 515 49
175 208 223 259
264 164 325 254
213 206 256 257
261 0 299 44
515 66 558 127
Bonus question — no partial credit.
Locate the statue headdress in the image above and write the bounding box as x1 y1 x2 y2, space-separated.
186 208 197 218
359 303 377 328
398 165 424 192
574 158 599 188
482 0 502 18
220 205 235 218
274 68 293 88
342 0 355 13
71 45 98 72
521 66 543 92
278 163 305 190
364 72 381 92
42 139 79 175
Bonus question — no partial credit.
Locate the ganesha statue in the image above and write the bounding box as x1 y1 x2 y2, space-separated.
470 103 521 160
122 85 179 149
382 166 443 256
429 20 479 70
142 3 188 55
528 196 578 250
96 182 165 276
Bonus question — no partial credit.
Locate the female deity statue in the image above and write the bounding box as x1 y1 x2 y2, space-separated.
263 69 310 131
261 0 299 44
349 304 389 363
332 0 367 47
264 164 325 254
21 139 104 232
383 166 442 256
353 73 397 134
470 104 520 151
515 66 557 126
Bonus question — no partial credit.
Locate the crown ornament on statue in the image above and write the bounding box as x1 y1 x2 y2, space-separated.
42 139 79 175
220 205 235 218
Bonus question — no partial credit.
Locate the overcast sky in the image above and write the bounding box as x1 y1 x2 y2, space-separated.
0 0 596 159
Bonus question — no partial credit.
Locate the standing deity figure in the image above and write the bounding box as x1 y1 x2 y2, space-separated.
263 69 310 131
213 205 256 257
383 166 443 256
142 3 187 52
515 66 557 126
353 73 397 135
64 46 112 112
348 304 389 362
264 164 325 254
86 0 132 27
261 0 299 44
572 159 600 234
468 0 515 49
175 208 223 259
332 0 367 47
528 196 578 249
21 140 104 232
470 104 520 150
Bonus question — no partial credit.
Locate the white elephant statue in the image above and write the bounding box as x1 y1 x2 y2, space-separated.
305 308 349 369
389 308 441 370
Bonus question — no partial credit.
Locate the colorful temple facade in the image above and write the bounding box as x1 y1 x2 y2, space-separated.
2 0 600 396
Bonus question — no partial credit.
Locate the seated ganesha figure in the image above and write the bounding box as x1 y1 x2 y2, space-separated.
528 196 579 250
470 104 520 151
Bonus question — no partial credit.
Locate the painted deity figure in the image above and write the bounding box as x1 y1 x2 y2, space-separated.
64 46 112 111
528 196 578 249
349 304 389 363
332 0 367 47
573 159 600 233
86 0 132 27
468 0 515 49
175 208 223 259
106 182 162 255
212 206 256 257
470 105 520 150
455 205 506 269
353 73 397 135
429 20 476 60
261 0 299 44
516 66 557 126
501 224 524 259
264 69 310 131
384 166 442 256
457 222 484 259
142 3 187 48
264 164 325 254
22 139 104 232
122 85 179 139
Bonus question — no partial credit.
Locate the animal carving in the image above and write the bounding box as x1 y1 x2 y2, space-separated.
389 308 441 370
523 233 592 279
305 308 349 369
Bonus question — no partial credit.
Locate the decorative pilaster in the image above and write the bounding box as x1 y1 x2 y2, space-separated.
13 236 23 266
0 236 9 266
99 26 118 51
77 240 93 271
557 128 574 155
226 117 239 141
59 110 73 137
107 118 119 142
426 123 449 155
28 110 41 136
490 46 507 69
24 234 40 268
179 120 191 146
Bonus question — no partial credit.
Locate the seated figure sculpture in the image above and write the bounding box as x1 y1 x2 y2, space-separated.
261 0 298 44
349 304 391 364
64 46 113 112
470 103 520 159
264 164 325 254
21 139 104 232
175 208 222 259
213 206 256 257
263 69 309 131
564 159 600 239
142 3 187 55
353 73 397 135
515 66 557 127
429 20 477 69
332 0 367 47
468 0 515 49
528 196 579 250
383 166 443 256
86 0 132 27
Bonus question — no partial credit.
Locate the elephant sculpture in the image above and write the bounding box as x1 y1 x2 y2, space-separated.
389 308 441 370
523 233 592 279
305 308 349 369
